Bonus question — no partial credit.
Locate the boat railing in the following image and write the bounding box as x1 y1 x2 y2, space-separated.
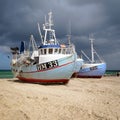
84 59 105 64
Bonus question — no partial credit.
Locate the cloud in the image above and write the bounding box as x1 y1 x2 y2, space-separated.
104 51 120 70
0 45 10 54
0 0 120 69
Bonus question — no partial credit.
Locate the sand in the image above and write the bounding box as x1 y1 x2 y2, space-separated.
0 77 120 120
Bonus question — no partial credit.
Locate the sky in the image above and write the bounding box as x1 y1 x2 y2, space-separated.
0 0 120 70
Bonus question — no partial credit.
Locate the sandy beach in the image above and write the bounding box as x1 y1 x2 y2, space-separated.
0 77 120 120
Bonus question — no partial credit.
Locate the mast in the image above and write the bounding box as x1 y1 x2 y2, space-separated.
37 23 43 44
42 11 58 45
48 11 53 30
29 35 38 51
89 34 95 63
67 21 71 45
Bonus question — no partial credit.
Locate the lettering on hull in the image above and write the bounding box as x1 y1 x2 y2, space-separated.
90 66 98 71
36 60 59 71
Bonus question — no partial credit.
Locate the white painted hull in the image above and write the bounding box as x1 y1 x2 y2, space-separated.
77 62 106 78
12 54 77 83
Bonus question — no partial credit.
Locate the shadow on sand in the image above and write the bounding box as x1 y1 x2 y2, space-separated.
7 79 69 86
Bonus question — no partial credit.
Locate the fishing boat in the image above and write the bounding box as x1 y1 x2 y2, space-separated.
11 11 81 84
77 35 106 78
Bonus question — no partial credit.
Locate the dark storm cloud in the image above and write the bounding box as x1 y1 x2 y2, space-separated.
0 0 120 69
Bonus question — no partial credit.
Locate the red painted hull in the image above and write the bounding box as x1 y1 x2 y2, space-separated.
77 75 102 78
17 76 69 84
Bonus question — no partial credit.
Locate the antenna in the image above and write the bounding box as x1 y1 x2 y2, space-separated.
89 34 95 63
37 23 43 44
42 11 58 45
67 20 71 45
45 15 47 26
44 11 53 29
48 11 53 30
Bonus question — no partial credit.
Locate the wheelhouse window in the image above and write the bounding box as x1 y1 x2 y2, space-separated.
59 49 61 54
38 47 73 55
66 48 71 54
62 48 66 54
49 48 53 54
54 48 58 54
44 49 47 54
41 49 43 55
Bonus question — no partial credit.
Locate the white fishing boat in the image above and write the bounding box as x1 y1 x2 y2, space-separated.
11 11 82 84
77 35 106 78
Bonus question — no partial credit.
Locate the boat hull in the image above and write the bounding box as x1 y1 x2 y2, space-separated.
12 55 76 83
17 77 69 83
71 58 84 77
77 63 106 78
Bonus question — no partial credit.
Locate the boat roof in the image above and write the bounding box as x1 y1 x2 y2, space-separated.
39 44 60 48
